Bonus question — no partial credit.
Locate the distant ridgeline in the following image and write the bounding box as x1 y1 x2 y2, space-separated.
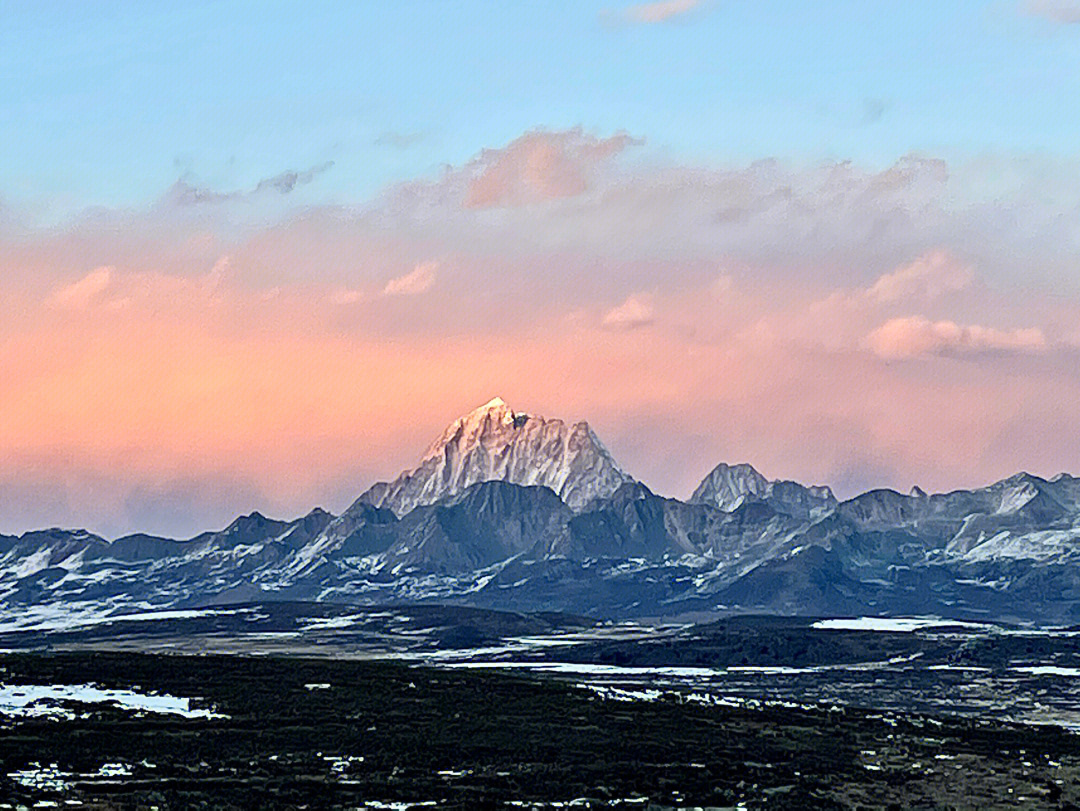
5 397 1080 623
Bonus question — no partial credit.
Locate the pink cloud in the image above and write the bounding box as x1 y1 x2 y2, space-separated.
329 288 368 306
383 261 437 296
602 294 655 330
463 129 637 208
865 316 1047 360
4 130 1080 534
46 266 115 310
866 250 974 303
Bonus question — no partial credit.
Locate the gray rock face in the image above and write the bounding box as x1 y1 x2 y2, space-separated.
691 462 837 519
690 462 770 511
356 397 633 515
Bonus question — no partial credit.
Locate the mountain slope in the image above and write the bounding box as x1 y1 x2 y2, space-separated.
6 400 1080 624
356 397 633 515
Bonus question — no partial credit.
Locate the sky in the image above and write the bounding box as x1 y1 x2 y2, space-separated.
4 0 1080 537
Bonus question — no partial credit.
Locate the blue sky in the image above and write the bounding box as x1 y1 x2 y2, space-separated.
3 0 1079 219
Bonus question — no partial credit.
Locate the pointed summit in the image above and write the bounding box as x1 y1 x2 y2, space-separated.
464 396 512 421
357 398 633 515
690 463 770 512
690 462 837 520
421 396 523 461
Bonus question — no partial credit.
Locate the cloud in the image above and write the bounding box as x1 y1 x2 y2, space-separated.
1024 0 1080 23
383 147 979 280
46 266 114 310
7 129 1080 535
327 261 440 304
744 250 984 356
383 261 438 296
619 0 703 24
866 250 974 303
865 316 1047 359
329 288 369 306
253 161 334 195
164 161 334 207
461 128 639 208
162 179 229 207
602 294 655 330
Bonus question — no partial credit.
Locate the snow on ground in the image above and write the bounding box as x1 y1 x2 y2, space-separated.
0 684 227 720
296 614 366 631
1012 666 1080 677
811 617 989 633
0 606 252 635
444 662 721 678
504 800 651 808
446 652 927 679
7 761 137 795
9 548 53 580
962 529 1080 563
927 664 992 672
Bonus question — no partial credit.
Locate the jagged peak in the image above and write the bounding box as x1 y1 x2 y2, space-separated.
459 396 517 425
21 527 103 542
999 471 1043 485
698 461 836 496
224 511 271 532
694 462 768 494
422 397 530 461
361 397 632 515
692 461 837 520
708 461 764 476
468 395 519 420
698 462 768 487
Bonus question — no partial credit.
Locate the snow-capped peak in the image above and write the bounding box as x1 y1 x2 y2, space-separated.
421 396 524 461
357 397 634 515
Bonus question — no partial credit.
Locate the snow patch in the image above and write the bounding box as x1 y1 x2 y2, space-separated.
811 617 988 633
0 683 227 720
1012 666 1080 677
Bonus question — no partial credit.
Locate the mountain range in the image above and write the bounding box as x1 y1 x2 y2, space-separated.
4 397 1080 625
